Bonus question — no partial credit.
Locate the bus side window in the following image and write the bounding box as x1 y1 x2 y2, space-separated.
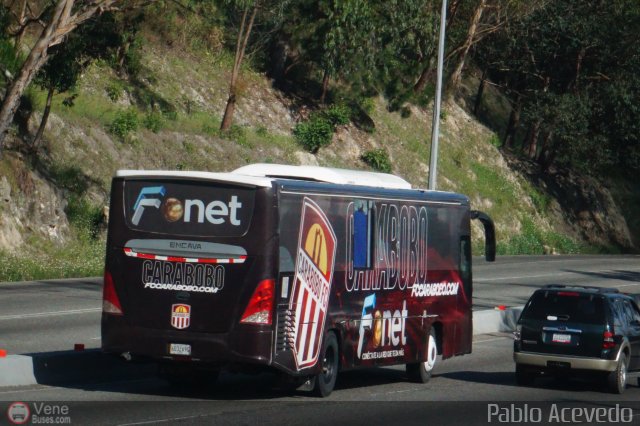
459 236 471 290
353 201 374 269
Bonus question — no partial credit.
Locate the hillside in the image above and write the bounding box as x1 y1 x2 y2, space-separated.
0 38 637 281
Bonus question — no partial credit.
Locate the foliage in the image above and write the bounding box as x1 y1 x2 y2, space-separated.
219 124 249 147
109 109 139 141
475 0 640 175
49 164 90 195
294 114 334 153
66 196 104 239
322 104 351 126
0 238 105 282
106 81 125 102
361 148 392 173
143 111 164 133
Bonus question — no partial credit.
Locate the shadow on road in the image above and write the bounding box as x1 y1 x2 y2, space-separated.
562 269 640 284
438 370 640 393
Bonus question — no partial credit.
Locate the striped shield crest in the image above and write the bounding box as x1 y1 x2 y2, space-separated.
289 198 337 370
170 304 191 329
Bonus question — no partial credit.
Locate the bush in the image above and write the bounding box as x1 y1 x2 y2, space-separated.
66 196 104 239
219 125 249 147
143 111 164 133
361 148 392 173
294 116 334 153
322 104 351 126
109 109 139 140
105 81 124 102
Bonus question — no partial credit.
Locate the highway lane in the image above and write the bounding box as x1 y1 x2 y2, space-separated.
0 255 639 354
0 278 101 354
0 334 638 425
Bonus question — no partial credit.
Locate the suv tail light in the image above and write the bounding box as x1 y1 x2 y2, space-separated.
103 270 123 315
514 324 522 341
240 279 275 325
602 329 615 349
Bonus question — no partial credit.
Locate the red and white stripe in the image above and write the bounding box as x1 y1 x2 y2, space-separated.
123 248 246 264
292 251 327 369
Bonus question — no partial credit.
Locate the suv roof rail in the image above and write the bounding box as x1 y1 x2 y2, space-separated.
542 284 619 294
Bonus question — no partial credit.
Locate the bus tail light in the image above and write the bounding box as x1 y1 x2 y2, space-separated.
240 279 275 325
103 270 123 315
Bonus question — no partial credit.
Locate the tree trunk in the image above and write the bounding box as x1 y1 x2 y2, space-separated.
537 129 554 170
14 0 29 55
220 5 258 132
320 70 330 104
473 69 487 116
447 0 486 95
527 120 541 159
0 31 53 150
503 96 521 149
32 86 55 150
412 59 436 94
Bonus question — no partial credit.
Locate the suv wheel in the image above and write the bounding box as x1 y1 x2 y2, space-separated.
606 353 627 394
515 364 535 386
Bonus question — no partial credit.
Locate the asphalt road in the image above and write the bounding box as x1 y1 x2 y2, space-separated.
0 335 638 425
1 255 639 355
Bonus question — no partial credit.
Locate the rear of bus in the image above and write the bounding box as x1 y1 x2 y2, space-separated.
101 170 279 371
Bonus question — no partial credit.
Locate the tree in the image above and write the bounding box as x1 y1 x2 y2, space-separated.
220 0 258 131
0 0 151 155
30 12 123 149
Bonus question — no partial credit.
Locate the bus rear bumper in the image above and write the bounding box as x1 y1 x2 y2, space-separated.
101 315 274 369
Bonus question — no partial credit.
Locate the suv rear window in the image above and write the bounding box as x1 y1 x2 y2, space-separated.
522 291 605 324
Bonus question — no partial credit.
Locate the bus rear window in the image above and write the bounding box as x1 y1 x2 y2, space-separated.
123 180 255 237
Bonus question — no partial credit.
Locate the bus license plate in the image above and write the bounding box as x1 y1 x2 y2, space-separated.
552 333 571 344
169 343 191 356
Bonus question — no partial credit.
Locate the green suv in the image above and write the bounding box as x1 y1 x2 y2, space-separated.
514 285 640 393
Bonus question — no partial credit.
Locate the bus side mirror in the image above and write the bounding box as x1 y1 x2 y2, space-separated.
471 210 496 262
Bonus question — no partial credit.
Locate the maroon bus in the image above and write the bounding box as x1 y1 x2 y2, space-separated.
102 164 495 396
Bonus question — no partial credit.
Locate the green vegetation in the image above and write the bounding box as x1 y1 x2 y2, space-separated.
361 148 392 173
294 114 335 153
0 238 104 282
109 108 139 141
0 0 638 282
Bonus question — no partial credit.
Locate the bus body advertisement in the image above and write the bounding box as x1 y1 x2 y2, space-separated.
102 164 495 396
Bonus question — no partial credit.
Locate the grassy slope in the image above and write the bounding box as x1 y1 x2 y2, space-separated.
0 37 605 281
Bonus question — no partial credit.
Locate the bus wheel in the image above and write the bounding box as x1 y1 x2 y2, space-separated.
314 331 338 397
406 328 437 383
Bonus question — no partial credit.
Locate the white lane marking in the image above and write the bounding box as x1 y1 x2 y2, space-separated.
119 415 208 426
474 336 512 344
0 308 101 320
476 267 640 283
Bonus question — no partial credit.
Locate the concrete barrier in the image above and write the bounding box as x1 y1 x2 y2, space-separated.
473 306 524 335
0 307 524 388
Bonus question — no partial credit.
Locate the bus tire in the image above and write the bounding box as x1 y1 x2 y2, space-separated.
406 328 437 383
314 331 339 397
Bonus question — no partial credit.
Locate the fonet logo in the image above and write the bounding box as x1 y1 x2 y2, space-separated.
131 186 243 227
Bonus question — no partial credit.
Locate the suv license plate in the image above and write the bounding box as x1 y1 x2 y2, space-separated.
169 343 191 356
552 333 571 343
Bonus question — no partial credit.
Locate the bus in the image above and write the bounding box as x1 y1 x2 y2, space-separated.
102 163 496 396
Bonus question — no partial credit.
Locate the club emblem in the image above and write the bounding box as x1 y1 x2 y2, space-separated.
171 304 191 329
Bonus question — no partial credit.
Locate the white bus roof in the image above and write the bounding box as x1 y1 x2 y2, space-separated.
116 170 273 188
233 163 412 190
117 164 413 190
